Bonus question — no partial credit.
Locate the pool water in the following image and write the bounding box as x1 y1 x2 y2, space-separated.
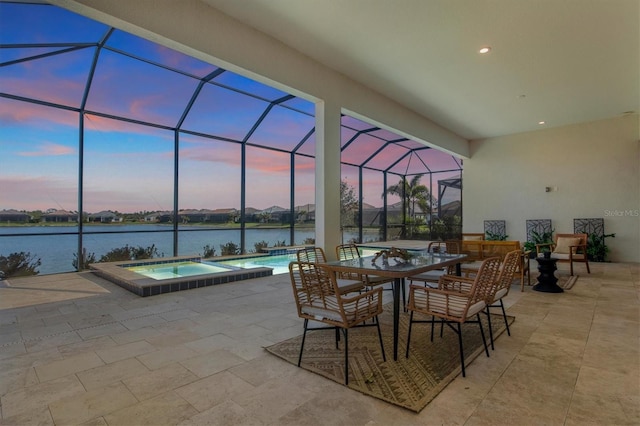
127 261 236 280
124 249 394 282
216 253 297 275
125 253 298 280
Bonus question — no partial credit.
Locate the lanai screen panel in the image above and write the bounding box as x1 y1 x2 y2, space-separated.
247 103 315 152
419 148 462 172
365 142 410 171
214 72 290 102
181 82 267 140
341 132 387 166
0 98 79 215
0 2 107 43
83 116 174 214
179 134 241 211
86 49 198 127
245 145 290 216
1 47 95 109
105 30 219 79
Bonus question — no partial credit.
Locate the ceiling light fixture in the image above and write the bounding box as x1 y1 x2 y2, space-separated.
538 121 546 125
479 46 491 54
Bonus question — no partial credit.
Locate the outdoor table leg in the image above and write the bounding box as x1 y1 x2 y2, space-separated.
455 262 462 276
393 277 401 360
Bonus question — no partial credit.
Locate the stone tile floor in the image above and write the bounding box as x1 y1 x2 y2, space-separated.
0 261 638 425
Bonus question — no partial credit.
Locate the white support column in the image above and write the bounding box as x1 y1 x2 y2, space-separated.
315 101 342 260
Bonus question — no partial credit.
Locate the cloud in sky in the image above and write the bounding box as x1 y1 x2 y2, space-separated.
17 141 75 157
0 175 77 211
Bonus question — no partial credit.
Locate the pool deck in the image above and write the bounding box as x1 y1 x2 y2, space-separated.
0 261 637 425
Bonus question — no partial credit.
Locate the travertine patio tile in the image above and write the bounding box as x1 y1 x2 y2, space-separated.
48 381 138 425
177 399 265 426
121 314 168 330
0 264 637 425
137 345 199 370
20 321 73 341
0 341 26 360
109 325 164 345
179 349 246 378
1 374 85 418
75 321 130 340
57 335 118 358
0 330 22 346
159 308 201 321
96 339 156 363
76 357 149 390
79 416 109 426
103 390 198 426
230 375 325 424
174 370 255 412
34 350 105 382
123 362 199 401
565 364 640 425
225 336 275 361
184 333 237 354
24 330 84 353
0 405 54 426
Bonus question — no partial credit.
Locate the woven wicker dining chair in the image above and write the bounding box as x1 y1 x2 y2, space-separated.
408 240 461 288
296 247 364 295
289 261 386 385
405 256 501 377
485 249 520 346
335 243 394 288
444 249 520 349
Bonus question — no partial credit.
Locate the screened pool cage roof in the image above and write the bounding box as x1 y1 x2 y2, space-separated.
0 1 462 176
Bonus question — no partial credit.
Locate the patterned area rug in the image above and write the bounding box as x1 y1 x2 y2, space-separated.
559 274 579 290
265 305 514 412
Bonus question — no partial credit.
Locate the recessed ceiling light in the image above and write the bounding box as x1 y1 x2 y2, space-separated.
538 121 546 125
479 46 491 54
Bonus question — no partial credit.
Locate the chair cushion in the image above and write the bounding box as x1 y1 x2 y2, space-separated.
467 300 487 317
409 270 445 282
336 278 364 294
366 275 392 286
548 253 585 260
493 287 509 301
301 304 343 322
553 237 582 254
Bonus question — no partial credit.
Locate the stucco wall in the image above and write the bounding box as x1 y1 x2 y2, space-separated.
463 115 639 263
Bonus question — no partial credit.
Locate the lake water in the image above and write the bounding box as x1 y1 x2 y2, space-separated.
0 224 377 275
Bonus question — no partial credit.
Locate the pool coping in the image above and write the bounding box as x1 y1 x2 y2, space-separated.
90 255 273 297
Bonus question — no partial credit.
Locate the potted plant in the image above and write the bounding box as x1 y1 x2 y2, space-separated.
486 231 508 241
586 233 615 262
523 229 554 258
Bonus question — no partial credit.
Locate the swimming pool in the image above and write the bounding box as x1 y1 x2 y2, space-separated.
90 247 415 297
126 261 238 280
90 253 299 297
216 253 297 275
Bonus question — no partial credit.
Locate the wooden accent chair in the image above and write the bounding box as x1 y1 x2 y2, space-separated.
535 233 590 276
335 243 394 288
289 261 386 385
462 233 485 241
296 247 364 294
408 241 461 288
405 256 501 377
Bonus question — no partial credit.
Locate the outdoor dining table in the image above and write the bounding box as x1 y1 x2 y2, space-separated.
323 252 468 360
